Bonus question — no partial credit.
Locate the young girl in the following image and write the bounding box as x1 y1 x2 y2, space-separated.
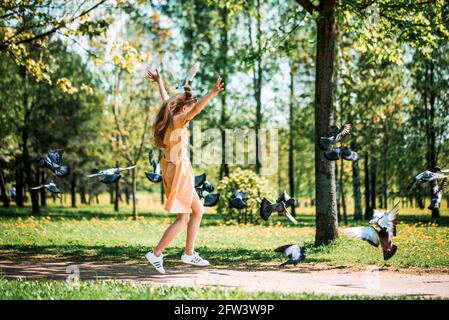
145 68 224 274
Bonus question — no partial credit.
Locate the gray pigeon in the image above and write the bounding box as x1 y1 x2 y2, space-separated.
429 177 448 210
39 150 70 178
196 179 219 207
274 244 307 266
324 146 359 162
318 123 352 151
30 181 61 194
407 167 448 193
145 151 162 183
229 190 248 209
88 165 136 184
260 192 298 224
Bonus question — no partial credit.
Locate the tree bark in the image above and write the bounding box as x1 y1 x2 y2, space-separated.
340 159 348 225
114 161 119 212
254 0 262 174
40 169 46 207
364 152 370 220
351 143 363 220
71 174 76 208
313 0 338 245
0 169 10 208
15 156 24 207
369 158 377 218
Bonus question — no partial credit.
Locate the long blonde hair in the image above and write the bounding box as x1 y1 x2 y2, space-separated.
152 86 193 148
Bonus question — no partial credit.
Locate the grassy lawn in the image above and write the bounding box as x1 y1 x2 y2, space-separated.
0 279 439 300
0 202 448 269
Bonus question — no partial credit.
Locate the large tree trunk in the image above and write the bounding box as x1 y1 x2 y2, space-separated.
351 143 363 220
364 152 370 220
289 62 296 216
15 156 24 207
0 169 10 208
254 0 262 174
313 0 338 245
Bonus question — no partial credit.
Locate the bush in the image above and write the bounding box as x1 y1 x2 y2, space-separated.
216 168 275 224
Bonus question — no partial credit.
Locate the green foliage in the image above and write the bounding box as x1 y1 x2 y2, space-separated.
216 168 275 224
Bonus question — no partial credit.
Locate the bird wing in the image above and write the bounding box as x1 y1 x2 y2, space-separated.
440 177 448 194
155 163 161 175
336 123 352 141
185 61 200 84
118 165 136 172
87 173 101 177
386 203 399 237
149 151 157 168
30 185 44 190
274 244 295 253
341 226 380 247
406 177 418 193
55 165 70 178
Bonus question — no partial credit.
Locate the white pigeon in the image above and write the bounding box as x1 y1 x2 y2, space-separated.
30 181 61 194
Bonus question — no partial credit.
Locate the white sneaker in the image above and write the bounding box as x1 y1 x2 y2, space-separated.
145 251 166 274
181 251 210 266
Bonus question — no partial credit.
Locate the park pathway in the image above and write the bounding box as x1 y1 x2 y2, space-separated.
1 258 449 298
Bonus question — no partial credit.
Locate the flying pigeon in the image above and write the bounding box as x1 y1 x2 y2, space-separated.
274 244 307 266
260 191 298 224
162 52 200 92
145 150 162 183
407 167 448 193
88 165 136 184
428 177 448 210
229 190 249 209
341 204 399 260
30 181 61 194
324 146 359 162
196 179 220 207
318 123 352 151
39 150 70 178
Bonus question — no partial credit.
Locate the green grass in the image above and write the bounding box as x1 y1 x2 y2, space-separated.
1 204 448 269
0 278 438 300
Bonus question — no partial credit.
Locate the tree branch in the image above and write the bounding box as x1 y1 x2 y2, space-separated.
296 0 318 15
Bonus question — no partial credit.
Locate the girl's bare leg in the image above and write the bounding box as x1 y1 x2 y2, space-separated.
185 193 205 255
154 213 190 256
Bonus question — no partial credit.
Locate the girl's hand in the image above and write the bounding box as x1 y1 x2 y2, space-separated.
212 76 225 95
146 68 161 83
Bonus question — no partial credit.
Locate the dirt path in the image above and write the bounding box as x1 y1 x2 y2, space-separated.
1 258 449 298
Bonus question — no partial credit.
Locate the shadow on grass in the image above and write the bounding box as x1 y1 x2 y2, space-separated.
0 243 333 271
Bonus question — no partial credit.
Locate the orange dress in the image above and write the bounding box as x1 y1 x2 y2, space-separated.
161 112 204 214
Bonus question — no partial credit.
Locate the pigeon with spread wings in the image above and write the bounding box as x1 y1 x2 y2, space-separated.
260 191 298 224
229 190 249 209
341 203 399 260
30 181 61 194
318 123 352 151
88 165 136 184
406 167 447 193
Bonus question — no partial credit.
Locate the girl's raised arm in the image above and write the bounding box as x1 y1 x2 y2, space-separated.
185 76 224 121
146 68 170 103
